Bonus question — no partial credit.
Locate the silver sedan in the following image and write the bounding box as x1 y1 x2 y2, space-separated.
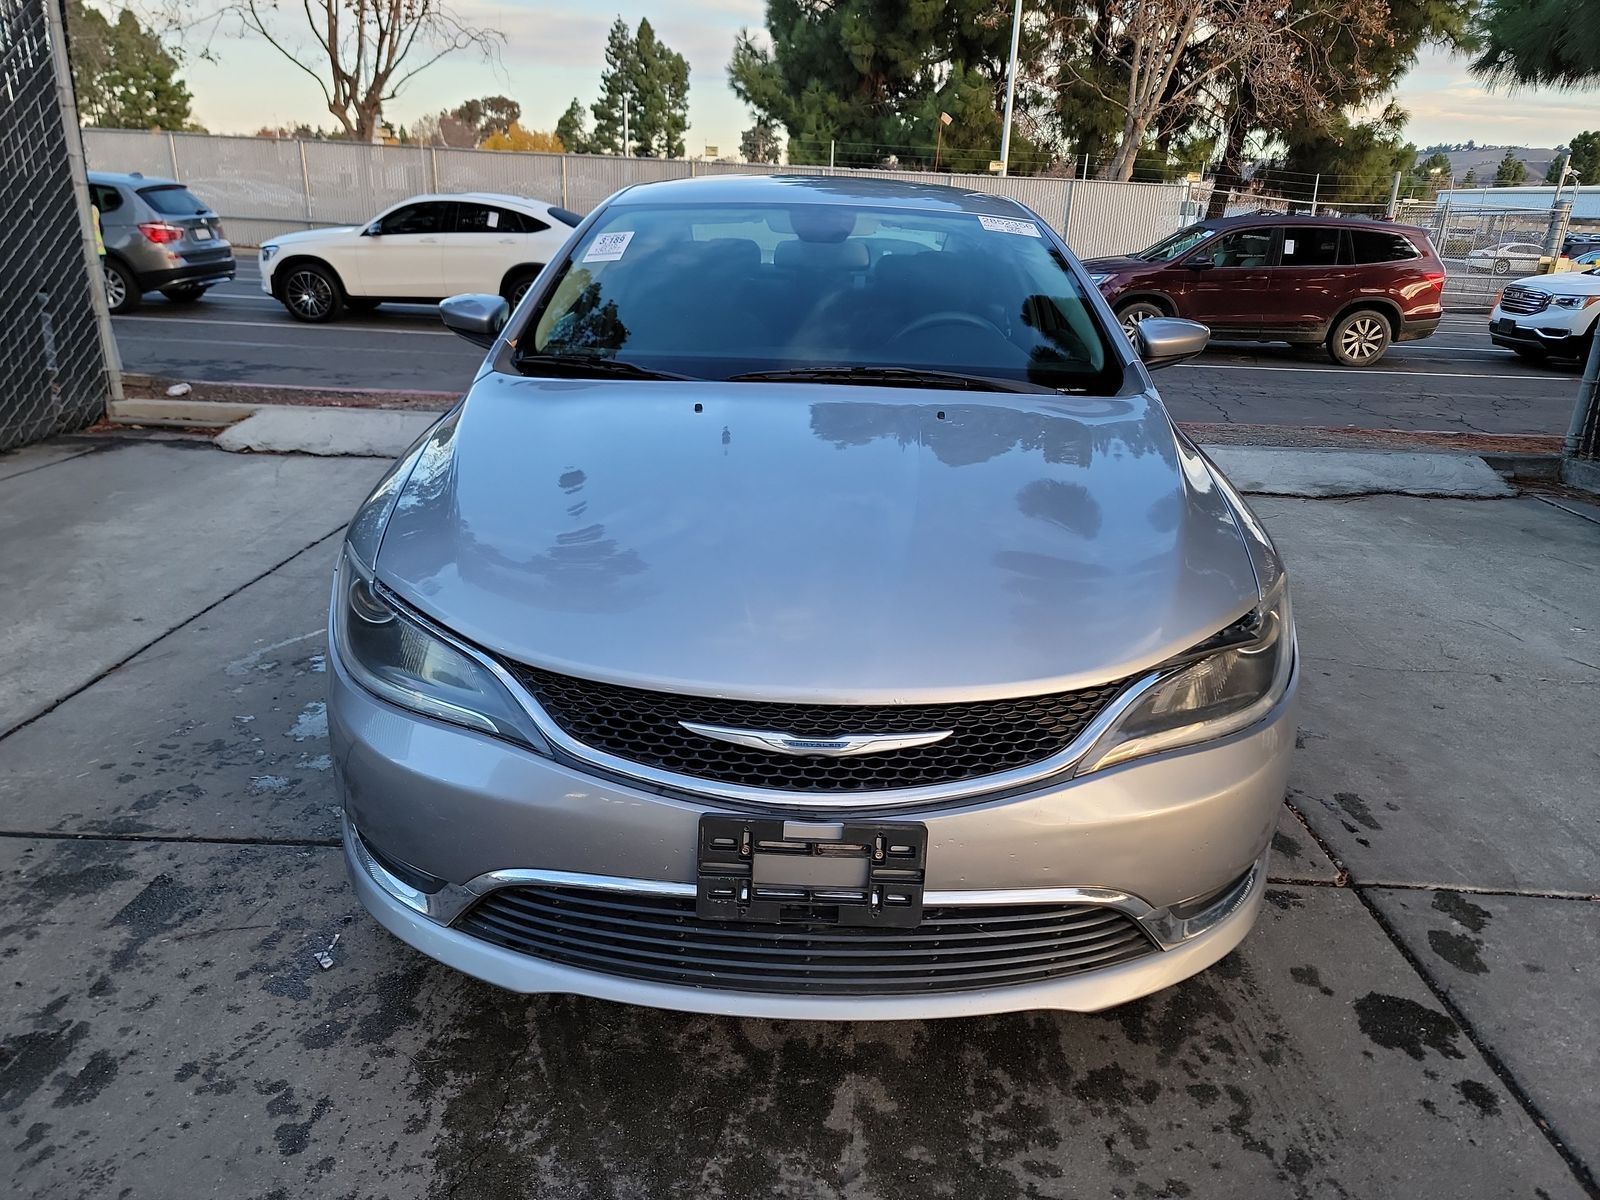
328 174 1297 1018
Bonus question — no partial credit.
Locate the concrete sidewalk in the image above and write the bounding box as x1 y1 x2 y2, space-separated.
1 437 1596 1199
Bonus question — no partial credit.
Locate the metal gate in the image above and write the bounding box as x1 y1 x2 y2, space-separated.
0 0 117 452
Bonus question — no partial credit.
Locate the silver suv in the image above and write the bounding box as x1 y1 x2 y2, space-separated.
87 171 235 313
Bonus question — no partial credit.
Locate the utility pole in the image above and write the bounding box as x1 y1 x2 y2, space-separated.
622 93 629 158
998 0 1023 177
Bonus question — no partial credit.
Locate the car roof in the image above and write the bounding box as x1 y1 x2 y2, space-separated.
1196 211 1431 237
398 192 549 211
606 173 1034 217
87 170 180 189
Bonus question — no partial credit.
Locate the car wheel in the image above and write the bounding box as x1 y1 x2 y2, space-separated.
1327 310 1391 367
1492 259 1511 276
503 268 542 308
1115 300 1167 345
281 263 343 323
103 259 140 313
160 284 205 304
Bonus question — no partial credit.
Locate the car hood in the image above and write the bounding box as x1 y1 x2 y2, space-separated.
1506 269 1600 296
1080 256 1149 275
265 226 357 248
373 378 1258 701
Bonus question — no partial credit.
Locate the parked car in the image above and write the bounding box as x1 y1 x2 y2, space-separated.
1082 215 1445 366
1489 267 1600 362
1466 242 1545 275
1561 231 1600 257
329 174 1298 1019
1571 249 1600 267
87 170 234 314
259 193 581 322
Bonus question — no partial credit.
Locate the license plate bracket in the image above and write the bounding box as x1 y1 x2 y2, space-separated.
1492 317 1516 334
696 814 927 927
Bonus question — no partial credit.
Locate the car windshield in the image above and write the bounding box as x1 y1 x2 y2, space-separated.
1135 224 1217 262
517 201 1122 394
138 185 207 216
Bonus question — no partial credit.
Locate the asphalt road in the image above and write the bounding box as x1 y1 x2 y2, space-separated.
111 256 1585 435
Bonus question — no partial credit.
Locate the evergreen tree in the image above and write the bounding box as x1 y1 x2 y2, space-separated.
1553 131 1600 185
590 18 636 154
1493 148 1529 186
557 99 593 155
66 0 195 130
740 118 781 163
1460 167 1479 187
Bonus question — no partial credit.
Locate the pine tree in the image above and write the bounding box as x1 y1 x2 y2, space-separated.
1493 147 1528 186
556 99 593 155
590 18 635 154
66 0 194 130
630 19 690 158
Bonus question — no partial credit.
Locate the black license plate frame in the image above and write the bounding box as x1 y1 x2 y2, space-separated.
696 814 927 927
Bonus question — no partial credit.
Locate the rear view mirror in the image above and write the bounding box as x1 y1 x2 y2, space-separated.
364 221 383 236
1135 317 1209 370
440 293 510 348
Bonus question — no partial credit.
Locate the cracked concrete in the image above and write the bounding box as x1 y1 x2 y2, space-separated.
2 439 1597 1199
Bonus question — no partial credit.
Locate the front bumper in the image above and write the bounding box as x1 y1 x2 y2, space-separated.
1490 306 1595 355
329 636 1297 1017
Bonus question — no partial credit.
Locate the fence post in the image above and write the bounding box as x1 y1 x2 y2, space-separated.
560 154 569 209
299 139 313 225
1309 174 1320 215
429 146 440 193
167 130 180 180
829 140 835 169
44 0 122 403
1061 179 1074 243
1385 171 1402 219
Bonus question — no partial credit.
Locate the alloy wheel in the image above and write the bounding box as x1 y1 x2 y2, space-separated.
1118 304 1163 344
286 269 333 320
1338 316 1386 363
103 264 126 309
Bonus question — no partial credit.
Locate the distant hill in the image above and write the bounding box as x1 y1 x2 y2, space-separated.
1437 147 1558 183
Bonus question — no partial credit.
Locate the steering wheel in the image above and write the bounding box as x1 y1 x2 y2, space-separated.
888 311 1007 343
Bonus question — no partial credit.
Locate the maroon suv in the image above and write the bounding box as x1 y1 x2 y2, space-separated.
1083 215 1446 366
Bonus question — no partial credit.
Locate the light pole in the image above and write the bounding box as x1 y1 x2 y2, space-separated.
998 0 1023 177
935 111 951 171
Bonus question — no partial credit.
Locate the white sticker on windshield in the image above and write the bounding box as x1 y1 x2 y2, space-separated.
1283 238 1296 255
978 215 1042 237
584 230 635 262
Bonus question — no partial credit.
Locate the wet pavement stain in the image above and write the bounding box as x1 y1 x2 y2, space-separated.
1333 793 1382 832
1427 929 1490 975
1455 1079 1501 1117
1353 994 1466 1062
1288 966 1335 997
1432 890 1493 933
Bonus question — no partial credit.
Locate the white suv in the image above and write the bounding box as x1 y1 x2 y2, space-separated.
1490 268 1600 362
259 193 580 322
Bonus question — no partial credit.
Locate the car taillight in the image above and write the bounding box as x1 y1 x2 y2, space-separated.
138 222 184 244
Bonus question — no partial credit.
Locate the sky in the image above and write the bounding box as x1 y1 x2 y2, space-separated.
176 1 1599 155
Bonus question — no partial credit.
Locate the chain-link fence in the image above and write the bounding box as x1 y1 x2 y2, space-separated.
0 0 116 452
81 129 1207 261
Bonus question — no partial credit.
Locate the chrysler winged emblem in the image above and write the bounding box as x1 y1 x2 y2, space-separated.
679 722 953 757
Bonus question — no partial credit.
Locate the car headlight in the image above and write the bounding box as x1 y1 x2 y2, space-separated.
260 244 280 264
1553 295 1599 309
333 550 546 750
1076 582 1294 774
1088 272 1113 285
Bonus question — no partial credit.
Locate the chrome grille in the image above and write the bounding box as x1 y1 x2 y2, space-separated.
455 886 1157 994
509 665 1131 792
1499 287 1550 315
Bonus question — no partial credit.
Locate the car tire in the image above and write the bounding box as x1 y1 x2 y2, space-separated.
1114 300 1167 345
1327 310 1391 367
280 263 344 323
103 258 140 314
159 284 205 304
502 268 542 308
1492 259 1511 276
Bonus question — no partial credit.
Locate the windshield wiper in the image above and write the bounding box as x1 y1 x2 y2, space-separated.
727 366 1044 393
515 353 691 381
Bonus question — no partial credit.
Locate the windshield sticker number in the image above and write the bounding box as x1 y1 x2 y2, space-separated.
584 231 635 262
978 215 1042 238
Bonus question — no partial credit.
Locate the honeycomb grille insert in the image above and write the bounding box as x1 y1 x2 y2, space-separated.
455 886 1157 995
508 665 1131 792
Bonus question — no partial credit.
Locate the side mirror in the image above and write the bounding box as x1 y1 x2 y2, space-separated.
1185 258 1216 271
440 293 510 348
364 221 383 237
1135 317 1209 370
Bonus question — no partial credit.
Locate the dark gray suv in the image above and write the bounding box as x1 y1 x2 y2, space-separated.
87 171 235 313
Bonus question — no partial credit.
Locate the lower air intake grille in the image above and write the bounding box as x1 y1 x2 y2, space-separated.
508 665 1130 792
455 886 1157 995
